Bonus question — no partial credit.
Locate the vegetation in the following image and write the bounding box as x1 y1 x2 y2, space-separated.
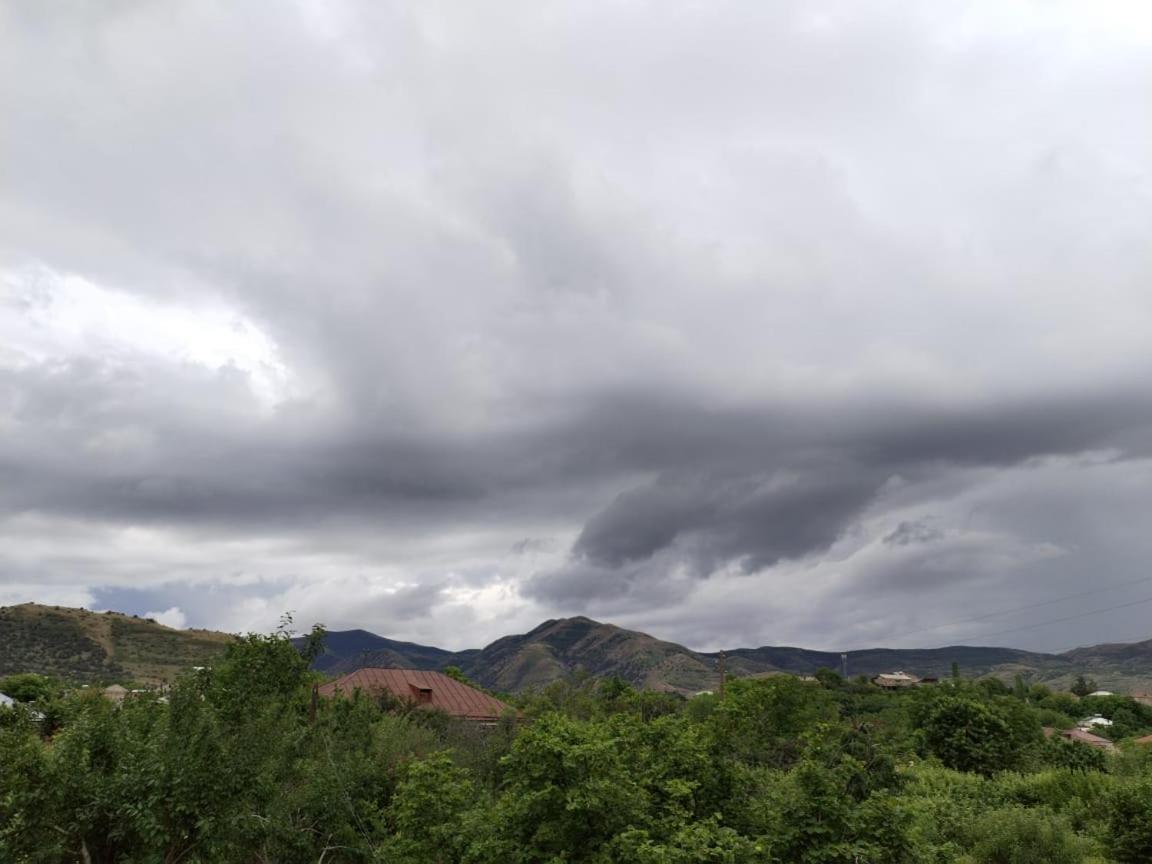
4 620 1152 863
0 605 233 685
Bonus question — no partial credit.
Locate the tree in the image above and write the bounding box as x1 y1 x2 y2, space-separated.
1013 674 1028 701
1070 675 1097 698
814 667 844 689
488 713 650 862
1109 777 1152 863
914 693 1040 775
709 676 837 768
0 673 61 704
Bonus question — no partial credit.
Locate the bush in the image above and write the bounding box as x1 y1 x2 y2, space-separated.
1108 777 1152 863
966 806 1099 864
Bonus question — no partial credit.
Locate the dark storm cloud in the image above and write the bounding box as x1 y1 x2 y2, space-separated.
572 469 880 571
526 384 1152 607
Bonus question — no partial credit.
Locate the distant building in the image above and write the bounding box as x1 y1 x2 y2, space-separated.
0 693 14 709
1078 714 1113 730
872 671 920 689
103 684 128 705
1087 690 1115 698
318 668 513 723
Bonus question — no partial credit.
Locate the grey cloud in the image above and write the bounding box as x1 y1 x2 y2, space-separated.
572 469 879 572
884 520 943 547
2 1 1152 650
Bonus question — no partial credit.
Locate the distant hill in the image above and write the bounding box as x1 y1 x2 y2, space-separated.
8 603 1152 694
717 644 1071 682
0 603 234 685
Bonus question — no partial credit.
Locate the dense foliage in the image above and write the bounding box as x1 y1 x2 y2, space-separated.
3 628 1152 863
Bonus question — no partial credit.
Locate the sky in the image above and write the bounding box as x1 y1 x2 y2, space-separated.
2 0 1152 653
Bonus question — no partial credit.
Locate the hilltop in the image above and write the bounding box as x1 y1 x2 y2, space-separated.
0 603 234 685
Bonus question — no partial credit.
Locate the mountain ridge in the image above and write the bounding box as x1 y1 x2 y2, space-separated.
5 603 1152 694
303 615 1152 694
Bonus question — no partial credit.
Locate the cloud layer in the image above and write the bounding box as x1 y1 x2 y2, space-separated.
2 0 1152 651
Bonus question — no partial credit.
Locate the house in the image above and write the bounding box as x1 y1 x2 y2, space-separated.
103 684 128 705
1087 690 1115 698
1059 727 1116 752
318 668 513 723
1078 714 1113 730
872 671 920 689
0 693 14 709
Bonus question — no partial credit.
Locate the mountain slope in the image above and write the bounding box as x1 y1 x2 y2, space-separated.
0 603 234 685
460 616 717 693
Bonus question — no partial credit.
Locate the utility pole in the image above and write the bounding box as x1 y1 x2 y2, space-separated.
841 653 848 679
718 650 727 700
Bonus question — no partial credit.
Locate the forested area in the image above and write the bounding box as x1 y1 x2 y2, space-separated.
4 625 1152 863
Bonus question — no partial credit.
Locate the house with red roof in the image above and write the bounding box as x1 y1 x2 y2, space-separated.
318 668 513 723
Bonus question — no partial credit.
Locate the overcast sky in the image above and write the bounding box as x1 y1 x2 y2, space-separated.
2 1 1152 653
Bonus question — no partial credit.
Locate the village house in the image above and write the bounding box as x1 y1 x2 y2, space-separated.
318 668 513 724
872 671 920 689
1044 726 1117 752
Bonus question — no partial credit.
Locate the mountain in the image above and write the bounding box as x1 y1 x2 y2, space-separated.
311 617 1152 694
7 603 1152 694
307 628 475 674
0 603 234 685
461 616 718 693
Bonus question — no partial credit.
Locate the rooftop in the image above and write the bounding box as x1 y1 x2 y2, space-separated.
318 668 512 722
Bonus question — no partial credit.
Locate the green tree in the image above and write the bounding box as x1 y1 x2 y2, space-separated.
488 712 650 862
914 693 1040 776
709 676 837 768
1109 777 1152 863
1070 675 1096 698
0 673 61 704
814 667 844 689
376 751 484 863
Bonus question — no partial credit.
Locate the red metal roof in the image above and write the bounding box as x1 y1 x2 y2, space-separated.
318 668 511 721
1060 727 1116 750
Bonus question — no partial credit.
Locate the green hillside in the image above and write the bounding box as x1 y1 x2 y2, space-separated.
0 603 234 685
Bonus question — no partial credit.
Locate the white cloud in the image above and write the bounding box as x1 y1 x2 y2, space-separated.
144 606 188 630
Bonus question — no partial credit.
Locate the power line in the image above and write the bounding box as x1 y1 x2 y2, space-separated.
936 593 1152 644
902 573 1152 639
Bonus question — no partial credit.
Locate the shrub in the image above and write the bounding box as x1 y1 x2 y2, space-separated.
966 806 1098 864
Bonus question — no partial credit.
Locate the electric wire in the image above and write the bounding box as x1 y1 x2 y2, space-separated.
901 573 1152 640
